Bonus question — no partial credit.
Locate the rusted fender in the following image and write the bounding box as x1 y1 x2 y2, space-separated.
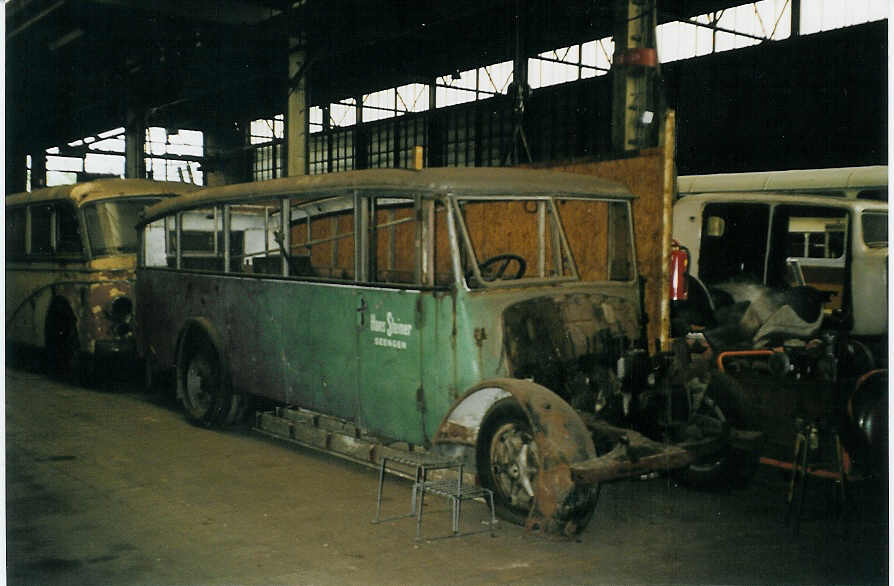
433 377 598 536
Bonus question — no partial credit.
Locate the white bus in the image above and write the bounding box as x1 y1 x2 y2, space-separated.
673 166 887 340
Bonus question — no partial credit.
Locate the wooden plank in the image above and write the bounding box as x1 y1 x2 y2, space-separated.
529 110 677 351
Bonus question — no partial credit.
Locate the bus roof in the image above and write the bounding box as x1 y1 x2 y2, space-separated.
140 167 635 223
678 165 888 197
6 178 199 208
673 191 888 213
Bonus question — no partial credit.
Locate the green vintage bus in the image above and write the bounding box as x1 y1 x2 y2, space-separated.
6 179 197 382
136 168 749 534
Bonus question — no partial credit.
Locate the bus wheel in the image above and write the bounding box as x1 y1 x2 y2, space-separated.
45 302 78 380
478 398 541 526
676 372 758 489
178 335 243 427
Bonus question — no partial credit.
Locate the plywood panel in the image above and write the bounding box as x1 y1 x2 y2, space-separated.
530 110 676 352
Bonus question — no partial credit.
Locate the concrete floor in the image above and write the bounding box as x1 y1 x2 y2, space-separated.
5 367 888 585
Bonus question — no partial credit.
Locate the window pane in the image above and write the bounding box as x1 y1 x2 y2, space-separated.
6 208 26 256
458 199 572 287
787 233 807 257
783 206 848 260
171 206 225 271
56 204 83 254
143 218 168 267
290 199 355 280
699 203 770 284
372 198 416 284
30 205 53 255
558 199 634 282
862 212 887 246
85 199 161 257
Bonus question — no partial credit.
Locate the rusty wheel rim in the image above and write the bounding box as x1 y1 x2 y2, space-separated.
489 421 540 511
185 355 214 414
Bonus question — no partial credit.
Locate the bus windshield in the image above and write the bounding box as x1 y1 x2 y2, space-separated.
457 197 634 287
862 212 888 247
85 198 163 256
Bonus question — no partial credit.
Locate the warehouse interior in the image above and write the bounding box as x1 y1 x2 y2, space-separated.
5 1 890 584
6 0 887 190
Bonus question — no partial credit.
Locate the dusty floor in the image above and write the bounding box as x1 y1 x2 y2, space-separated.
5 366 889 585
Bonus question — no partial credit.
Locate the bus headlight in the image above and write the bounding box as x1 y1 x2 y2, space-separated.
108 296 134 323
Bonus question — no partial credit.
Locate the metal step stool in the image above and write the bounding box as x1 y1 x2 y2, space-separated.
372 452 497 541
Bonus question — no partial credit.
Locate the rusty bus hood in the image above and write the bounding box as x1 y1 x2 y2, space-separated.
502 291 640 390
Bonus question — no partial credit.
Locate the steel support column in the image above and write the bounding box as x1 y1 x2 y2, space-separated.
611 0 661 153
505 0 532 165
286 38 308 177
791 0 801 36
29 149 46 189
204 119 250 187
125 108 146 179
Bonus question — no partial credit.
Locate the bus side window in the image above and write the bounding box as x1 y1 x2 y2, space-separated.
56 204 83 255
6 207 26 258
144 218 168 267
371 198 417 285
290 201 354 280
172 207 227 272
698 202 769 285
30 204 53 256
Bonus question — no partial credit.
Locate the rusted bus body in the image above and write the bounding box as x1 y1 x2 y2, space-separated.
136 168 742 535
5 179 197 380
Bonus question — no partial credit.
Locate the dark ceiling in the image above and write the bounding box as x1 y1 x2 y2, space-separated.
7 0 748 153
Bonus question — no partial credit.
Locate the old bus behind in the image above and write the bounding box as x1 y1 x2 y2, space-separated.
6 179 197 382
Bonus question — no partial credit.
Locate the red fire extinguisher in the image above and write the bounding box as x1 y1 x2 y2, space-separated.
669 240 689 301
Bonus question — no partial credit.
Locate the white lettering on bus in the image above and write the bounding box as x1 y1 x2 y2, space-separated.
374 337 407 350
369 312 413 337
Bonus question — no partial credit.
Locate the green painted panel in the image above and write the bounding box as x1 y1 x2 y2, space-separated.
356 287 423 442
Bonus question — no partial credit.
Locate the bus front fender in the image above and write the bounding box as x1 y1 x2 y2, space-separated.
433 378 598 536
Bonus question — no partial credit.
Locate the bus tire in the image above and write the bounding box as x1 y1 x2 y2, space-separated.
177 333 243 427
45 301 79 381
675 372 759 489
477 398 540 526
476 396 598 534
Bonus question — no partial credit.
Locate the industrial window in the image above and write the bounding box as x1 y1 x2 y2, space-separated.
45 149 82 187
251 116 285 181
657 1 791 62
309 107 324 134
40 126 201 188
799 0 888 35
529 39 613 89
331 100 358 127
146 128 204 185
252 143 284 181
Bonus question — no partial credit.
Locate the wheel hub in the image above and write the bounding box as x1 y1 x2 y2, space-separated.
186 359 212 411
490 422 540 509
